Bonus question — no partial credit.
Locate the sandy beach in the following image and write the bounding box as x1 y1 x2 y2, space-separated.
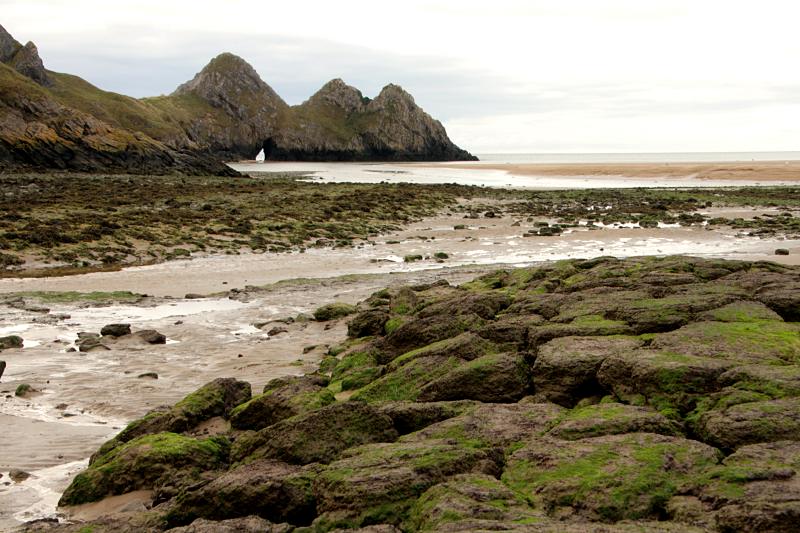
424 160 800 181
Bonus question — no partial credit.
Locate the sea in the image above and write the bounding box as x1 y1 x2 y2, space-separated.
474 151 800 163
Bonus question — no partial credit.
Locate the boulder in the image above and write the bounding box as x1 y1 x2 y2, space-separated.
313 302 357 321
502 433 721 522
547 403 683 440
0 359 5 380
166 460 318 527
375 400 477 435
60 432 229 506
533 336 643 406
417 292 512 320
383 313 484 359
417 352 530 403
135 330 167 344
700 440 800 533
229 375 334 431
693 397 800 450
101 323 131 337
312 440 495 529
230 402 398 465
386 332 496 372
95 378 250 459
352 355 463 403
166 517 293 533
402 401 565 450
407 474 543 531
347 309 390 338
0 335 23 350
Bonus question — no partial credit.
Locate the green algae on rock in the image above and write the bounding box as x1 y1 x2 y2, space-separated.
53 256 800 532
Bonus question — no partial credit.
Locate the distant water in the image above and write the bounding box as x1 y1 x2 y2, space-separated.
475 152 800 164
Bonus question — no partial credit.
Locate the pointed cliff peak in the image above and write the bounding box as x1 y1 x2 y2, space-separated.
0 24 22 63
374 83 416 105
9 41 51 86
173 52 287 118
306 78 367 114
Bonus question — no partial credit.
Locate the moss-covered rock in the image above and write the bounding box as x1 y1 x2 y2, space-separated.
700 440 800 532
313 439 496 529
533 336 643 407
166 460 318 528
383 313 484 359
650 320 800 364
347 309 390 338
0 335 23 350
407 473 544 531
231 402 398 465
352 355 463 403
597 350 734 417
502 433 721 522
94 378 250 460
60 432 229 506
229 375 333 431
693 397 800 450
167 516 293 533
386 332 496 372
417 291 512 320
401 401 565 450
417 352 531 403
314 302 357 322
548 403 683 440
375 400 478 435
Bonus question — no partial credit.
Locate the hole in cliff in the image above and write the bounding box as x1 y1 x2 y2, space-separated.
262 138 278 160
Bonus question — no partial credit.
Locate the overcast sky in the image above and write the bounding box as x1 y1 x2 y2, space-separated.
2 0 799 153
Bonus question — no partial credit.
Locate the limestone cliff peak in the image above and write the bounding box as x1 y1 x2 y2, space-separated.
305 78 367 114
0 23 21 63
173 52 287 119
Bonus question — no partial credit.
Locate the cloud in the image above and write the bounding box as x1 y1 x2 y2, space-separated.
2 0 799 152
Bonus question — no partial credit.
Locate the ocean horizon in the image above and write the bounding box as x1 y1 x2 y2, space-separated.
473 151 800 164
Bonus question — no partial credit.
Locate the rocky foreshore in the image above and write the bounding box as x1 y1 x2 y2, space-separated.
23 255 800 532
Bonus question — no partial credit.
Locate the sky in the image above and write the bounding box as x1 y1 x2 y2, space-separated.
2 0 799 153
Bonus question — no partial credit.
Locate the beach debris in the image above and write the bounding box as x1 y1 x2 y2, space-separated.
101 323 132 337
0 335 23 350
134 329 167 344
9 469 31 483
138 372 159 379
14 383 34 397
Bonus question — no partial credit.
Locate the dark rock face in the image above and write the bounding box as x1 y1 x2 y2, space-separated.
9 41 51 86
267 81 476 162
0 24 22 63
172 53 287 157
0 26 474 175
57 257 800 532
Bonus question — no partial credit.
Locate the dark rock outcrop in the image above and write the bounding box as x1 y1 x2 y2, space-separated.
0 26 475 175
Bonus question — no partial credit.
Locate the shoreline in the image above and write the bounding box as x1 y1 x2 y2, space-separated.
418 160 800 181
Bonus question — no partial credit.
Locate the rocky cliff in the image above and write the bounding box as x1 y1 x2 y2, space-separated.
0 25 475 174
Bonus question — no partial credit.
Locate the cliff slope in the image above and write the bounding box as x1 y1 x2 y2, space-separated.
0 25 475 174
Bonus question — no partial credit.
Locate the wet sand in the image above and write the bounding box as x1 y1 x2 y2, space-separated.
424 160 800 181
1 203 797 298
